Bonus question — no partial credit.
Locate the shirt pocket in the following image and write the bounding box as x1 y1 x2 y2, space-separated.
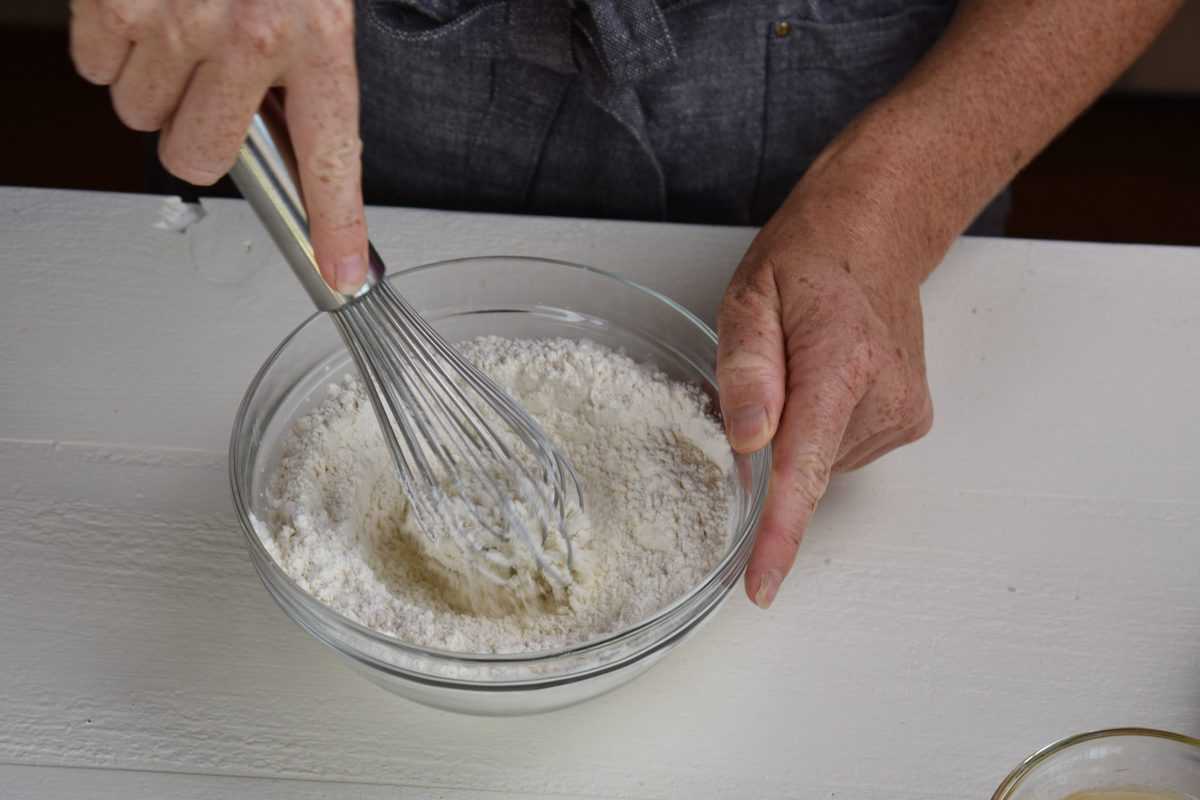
356 0 506 207
753 1 956 221
364 0 503 37
638 2 770 224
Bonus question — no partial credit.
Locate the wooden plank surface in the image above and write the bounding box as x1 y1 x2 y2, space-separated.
0 764 576 799
1 187 1198 799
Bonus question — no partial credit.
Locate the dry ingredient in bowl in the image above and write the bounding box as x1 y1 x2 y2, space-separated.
257 336 734 654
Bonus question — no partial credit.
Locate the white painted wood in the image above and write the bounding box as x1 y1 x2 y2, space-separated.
1 187 1198 799
0 764 580 799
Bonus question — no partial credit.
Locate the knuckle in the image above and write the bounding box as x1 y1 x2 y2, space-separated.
779 270 837 328
159 142 228 186
308 136 362 185
846 328 877 367
314 210 366 238
165 161 223 186
817 317 887 393
782 445 831 513
72 50 118 86
717 348 778 385
111 90 166 132
159 29 187 60
825 351 874 403
99 0 147 39
721 266 776 320
163 5 210 57
169 162 225 186
718 273 780 368
117 107 165 132
306 0 355 44
725 275 770 311
234 12 290 58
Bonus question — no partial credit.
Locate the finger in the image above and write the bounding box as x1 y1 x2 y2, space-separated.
837 414 932 472
109 0 229 131
70 0 133 85
159 50 278 186
110 37 200 132
835 415 885 465
717 266 786 454
284 7 366 294
835 380 933 467
744 367 865 609
834 425 901 472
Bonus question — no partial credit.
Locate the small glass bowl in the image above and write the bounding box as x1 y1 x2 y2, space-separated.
229 256 770 715
993 728 1200 799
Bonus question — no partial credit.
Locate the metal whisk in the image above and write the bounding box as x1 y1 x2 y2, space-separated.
229 98 581 590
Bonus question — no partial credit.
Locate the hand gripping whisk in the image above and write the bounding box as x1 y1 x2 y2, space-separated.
229 100 582 593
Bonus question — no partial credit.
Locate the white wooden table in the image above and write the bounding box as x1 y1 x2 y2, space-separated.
2 187 1198 799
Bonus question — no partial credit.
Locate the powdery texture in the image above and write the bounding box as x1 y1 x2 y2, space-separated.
259 337 734 654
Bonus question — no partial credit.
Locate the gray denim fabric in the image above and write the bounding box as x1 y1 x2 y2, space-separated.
356 0 1008 234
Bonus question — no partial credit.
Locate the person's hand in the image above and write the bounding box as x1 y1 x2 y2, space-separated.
717 165 936 609
70 0 368 293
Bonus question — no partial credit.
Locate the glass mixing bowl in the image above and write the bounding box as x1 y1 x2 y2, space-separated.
230 256 770 715
993 728 1200 799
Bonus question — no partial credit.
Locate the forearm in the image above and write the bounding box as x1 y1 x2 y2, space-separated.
784 0 1182 283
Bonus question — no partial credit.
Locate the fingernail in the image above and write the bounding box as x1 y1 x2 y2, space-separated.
334 253 368 295
727 406 768 451
754 570 782 609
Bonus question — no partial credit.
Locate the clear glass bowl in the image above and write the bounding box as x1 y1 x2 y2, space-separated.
993 728 1200 799
229 256 770 715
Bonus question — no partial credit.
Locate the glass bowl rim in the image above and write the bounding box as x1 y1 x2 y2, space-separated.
229 255 771 668
991 727 1200 800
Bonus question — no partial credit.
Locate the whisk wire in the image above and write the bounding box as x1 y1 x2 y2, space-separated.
336 307 439 485
332 283 579 588
340 309 508 570
372 290 514 462
401 296 579 507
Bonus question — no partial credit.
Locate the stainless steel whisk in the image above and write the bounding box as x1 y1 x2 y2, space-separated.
229 98 581 588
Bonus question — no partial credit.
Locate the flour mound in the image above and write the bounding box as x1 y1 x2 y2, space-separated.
258 337 734 654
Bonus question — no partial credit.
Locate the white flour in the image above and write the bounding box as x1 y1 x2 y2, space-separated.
258 337 734 654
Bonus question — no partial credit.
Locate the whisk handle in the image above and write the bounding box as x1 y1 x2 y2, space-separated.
228 93 382 311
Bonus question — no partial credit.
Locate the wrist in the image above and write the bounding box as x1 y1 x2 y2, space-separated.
762 133 947 294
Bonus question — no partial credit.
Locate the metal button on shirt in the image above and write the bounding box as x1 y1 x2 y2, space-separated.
356 0 1007 233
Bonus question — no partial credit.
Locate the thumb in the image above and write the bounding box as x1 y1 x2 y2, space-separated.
716 269 786 454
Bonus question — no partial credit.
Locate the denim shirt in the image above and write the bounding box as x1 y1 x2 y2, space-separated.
356 0 1008 233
